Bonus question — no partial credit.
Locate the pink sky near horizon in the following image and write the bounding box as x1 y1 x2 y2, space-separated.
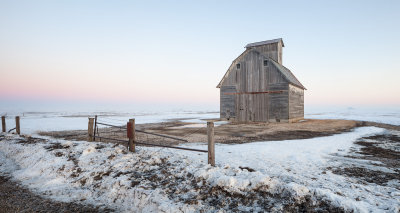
1 72 398 107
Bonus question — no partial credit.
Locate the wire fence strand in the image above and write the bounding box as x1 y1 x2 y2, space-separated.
93 116 207 153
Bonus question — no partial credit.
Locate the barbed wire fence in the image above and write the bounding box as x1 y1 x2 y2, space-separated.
90 116 214 165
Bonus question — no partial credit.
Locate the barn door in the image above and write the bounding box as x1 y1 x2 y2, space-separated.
238 94 245 122
238 93 269 122
253 93 269 122
238 94 254 122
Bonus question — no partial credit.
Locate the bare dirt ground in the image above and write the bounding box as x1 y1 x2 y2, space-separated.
39 119 361 146
332 131 400 187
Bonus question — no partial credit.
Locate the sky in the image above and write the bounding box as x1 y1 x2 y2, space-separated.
1 0 400 109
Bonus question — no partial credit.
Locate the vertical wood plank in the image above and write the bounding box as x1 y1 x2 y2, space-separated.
128 118 135 152
1 116 5 132
93 115 97 141
88 118 94 142
15 116 20 135
207 121 215 166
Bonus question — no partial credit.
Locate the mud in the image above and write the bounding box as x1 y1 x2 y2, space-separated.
332 167 399 186
331 131 400 187
354 133 400 169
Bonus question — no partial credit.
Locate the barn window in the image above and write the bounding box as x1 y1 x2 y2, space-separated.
236 63 240 69
263 60 268 66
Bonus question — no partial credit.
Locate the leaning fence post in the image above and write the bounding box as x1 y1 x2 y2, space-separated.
1 116 5 133
15 116 20 135
207 121 215 166
128 119 136 152
88 117 94 142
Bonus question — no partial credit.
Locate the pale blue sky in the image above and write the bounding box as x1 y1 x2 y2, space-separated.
1 0 399 107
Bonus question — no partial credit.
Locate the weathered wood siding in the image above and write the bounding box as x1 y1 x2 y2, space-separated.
289 84 304 121
249 42 283 64
219 40 304 123
268 63 289 121
220 49 290 122
220 86 236 119
235 50 270 122
236 93 270 122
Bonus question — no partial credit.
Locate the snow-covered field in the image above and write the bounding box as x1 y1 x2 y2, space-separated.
1 126 399 212
1 104 399 212
0 108 219 134
1 103 399 134
305 106 400 126
178 127 400 212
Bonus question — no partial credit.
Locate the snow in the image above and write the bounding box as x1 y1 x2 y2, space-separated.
1 127 399 212
0 100 220 134
2 103 399 135
173 127 400 212
1 103 399 211
305 106 400 126
0 134 301 211
0 111 219 134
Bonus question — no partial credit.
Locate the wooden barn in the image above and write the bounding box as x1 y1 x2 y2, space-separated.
217 38 306 123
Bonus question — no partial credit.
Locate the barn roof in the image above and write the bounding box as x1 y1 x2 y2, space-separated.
268 59 306 90
245 38 284 48
216 48 306 90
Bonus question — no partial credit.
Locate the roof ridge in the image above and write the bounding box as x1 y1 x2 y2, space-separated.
245 38 284 48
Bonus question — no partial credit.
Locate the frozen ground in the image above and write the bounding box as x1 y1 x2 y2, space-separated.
1 103 399 134
178 127 400 212
0 101 220 134
0 110 219 134
1 126 399 212
1 104 399 211
305 106 400 126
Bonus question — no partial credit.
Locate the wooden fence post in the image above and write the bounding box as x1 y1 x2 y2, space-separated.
1 116 5 133
207 121 215 166
93 115 97 141
128 119 136 152
88 117 94 142
15 116 20 135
